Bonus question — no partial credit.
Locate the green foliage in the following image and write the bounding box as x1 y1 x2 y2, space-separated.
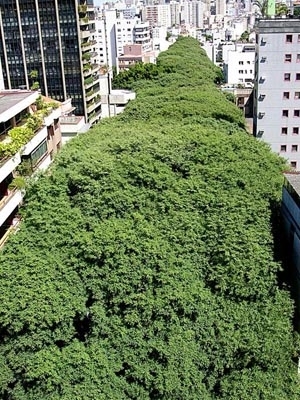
8 176 26 190
224 91 236 103
275 2 289 15
0 37 298 399
0 126 33 159
0 97 56 160
239 30 250 42
112 62 163 90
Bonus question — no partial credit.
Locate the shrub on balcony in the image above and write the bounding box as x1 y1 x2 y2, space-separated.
84 77 94 85
78 4 87 13
82 52 91 61
83 63 92 72
26 114 43 131
81 41 91 48
8 176 26 191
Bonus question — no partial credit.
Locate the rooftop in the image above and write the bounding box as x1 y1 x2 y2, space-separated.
256 17 300 33
0 90 36 116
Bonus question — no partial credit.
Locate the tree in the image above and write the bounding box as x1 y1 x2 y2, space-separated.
253 0 268 17
239 30 250 42
0 37 298 399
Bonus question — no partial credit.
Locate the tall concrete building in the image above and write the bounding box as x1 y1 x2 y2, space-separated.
253 19 300 170
0 0 101 124
143 5 171 29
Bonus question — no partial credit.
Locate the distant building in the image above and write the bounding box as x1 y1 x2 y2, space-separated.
253 18 300 170
118 44 156 71
134 21 152 52
143 5 171 29
0 0 101 124
223 43 255 85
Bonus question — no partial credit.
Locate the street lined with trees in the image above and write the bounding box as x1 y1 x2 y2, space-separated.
0 37 299 399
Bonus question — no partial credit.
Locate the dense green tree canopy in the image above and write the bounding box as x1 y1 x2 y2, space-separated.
0 37 299 399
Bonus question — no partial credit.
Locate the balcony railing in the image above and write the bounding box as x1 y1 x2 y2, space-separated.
0 218 21 249
0 188 18 212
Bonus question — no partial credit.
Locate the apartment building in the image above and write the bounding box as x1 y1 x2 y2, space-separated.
118 44 156 71
143 5 171 30
223 43 255 85
170 1 180 27
134 22 152 52
0 0 101 124
0 90 62 247
181 1 207 28
253 18 300 170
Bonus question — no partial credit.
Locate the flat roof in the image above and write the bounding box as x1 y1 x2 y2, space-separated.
284 173 300 196
256 17 300 33
0 90 35 115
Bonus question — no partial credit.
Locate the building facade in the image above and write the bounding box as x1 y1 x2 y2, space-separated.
223 43 255 85
253 19 300 170
0 90 62 247
282 173 300 327
0 0 101 124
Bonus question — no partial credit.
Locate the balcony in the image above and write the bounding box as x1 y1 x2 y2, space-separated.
0 153 21 183
84 76 99 89
80 17 89 25
0 189 23 227
86 89 98 101
87 95 101 113
80 30 90 39
78 4 87 14
22 126 47 156
43 107 61 127
89 109 101 124
91 63 99 73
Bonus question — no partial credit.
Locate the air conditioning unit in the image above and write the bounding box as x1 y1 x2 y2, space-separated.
260 56 267 62
259 94 266 101
260 37 267 45
258 112 265 119
257 130 264 136
259 76 266 83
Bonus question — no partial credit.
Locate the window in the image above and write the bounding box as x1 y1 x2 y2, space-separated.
294 110 300 117
282 127 288 135
286 34 293 43
291 161 297 169
293 127 299 134
297 54 300 63
239 61 243 65
298 34 300 42
282 110 289 117
283 92 290 99
247 60 251 64
281 145 287 152
285 54 292 62
292 145 298 152
297 73 300 81
295 92 300 99
238 70 243 74
284 73 291 81
30 140 47 166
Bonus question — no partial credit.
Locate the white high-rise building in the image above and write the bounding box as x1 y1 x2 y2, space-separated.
216 0 226 15
223 43 255 85
170 1 180 27
181 1 207 28
254 19 300 170
143 5 171 29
